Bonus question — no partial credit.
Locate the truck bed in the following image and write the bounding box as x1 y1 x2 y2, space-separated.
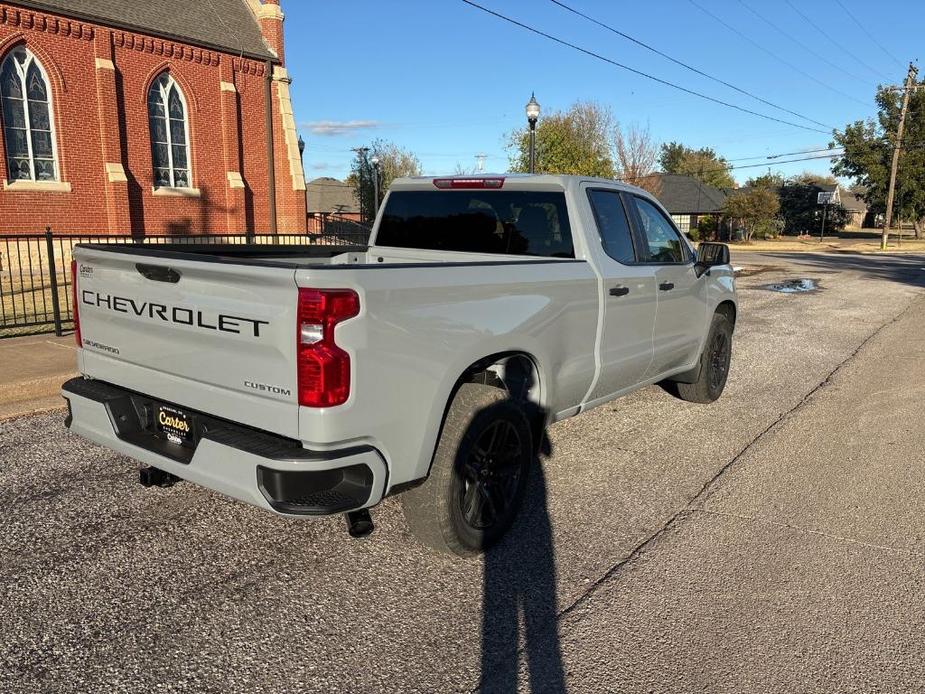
81 242 368 268
79 241 585 269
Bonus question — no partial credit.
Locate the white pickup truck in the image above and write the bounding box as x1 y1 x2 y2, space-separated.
63 174 736 555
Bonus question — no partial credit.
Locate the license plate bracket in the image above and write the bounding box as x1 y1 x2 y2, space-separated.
156 405 193 446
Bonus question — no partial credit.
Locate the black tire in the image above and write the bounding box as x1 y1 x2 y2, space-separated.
401 383 533 557
676 311 733 404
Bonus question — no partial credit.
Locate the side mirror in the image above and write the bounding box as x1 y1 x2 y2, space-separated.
694 242 730 277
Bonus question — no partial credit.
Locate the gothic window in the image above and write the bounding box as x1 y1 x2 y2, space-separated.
0 47 59 182
148 72 191 188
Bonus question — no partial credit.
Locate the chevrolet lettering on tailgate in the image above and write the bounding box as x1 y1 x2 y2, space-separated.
81 291 269 337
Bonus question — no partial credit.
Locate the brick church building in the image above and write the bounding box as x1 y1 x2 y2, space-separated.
0 0 307 235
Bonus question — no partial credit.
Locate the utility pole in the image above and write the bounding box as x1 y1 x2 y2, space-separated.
882 62 918 251
819 200 828 242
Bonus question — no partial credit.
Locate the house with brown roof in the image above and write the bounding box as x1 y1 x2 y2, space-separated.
840 186 870 229
652 173 729 236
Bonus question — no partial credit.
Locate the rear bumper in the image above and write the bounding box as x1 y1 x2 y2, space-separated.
62 377 387 516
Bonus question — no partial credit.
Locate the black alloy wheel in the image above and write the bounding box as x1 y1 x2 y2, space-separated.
674 311 734 404
708 330 731 394
458 419 526 531
400 383 534 556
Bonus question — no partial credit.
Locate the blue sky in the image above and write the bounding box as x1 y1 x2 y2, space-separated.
285 0 920 185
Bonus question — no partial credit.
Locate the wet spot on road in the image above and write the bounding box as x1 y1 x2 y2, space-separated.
761 278 820 293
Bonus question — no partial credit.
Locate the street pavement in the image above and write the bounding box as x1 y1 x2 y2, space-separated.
1 252 924 693
0 334 75 420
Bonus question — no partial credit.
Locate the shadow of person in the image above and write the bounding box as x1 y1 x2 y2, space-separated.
479 428 566 693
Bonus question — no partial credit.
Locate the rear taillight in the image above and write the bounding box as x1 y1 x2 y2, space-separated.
297 288 359 407
71 259 81 347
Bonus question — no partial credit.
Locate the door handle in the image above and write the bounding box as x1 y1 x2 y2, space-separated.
609 286 630 297
136 263 181 283
659 282 675 291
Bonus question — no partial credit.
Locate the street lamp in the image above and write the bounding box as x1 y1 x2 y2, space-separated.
298 134 305 162
370 155 381 217
525 92 540 174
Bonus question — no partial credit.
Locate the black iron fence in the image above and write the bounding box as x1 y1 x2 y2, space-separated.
306 212 367 235
0 219 371 338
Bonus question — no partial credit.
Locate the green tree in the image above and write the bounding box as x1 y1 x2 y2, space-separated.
508 100 616 178
833 79 925 238
742 171 848 235
659 142 735 189
777 178 849 235
349 139 422 222
745 171 785 189
791 171 838 187
658 141 687 174
723 187 780 242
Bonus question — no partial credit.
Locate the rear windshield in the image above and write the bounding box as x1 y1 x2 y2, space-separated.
376 190 574 258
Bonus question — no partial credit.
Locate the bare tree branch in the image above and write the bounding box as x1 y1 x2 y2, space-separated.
614 122 662 196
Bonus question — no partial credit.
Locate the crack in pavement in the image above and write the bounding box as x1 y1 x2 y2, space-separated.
470 293 924 691
566 294 921 607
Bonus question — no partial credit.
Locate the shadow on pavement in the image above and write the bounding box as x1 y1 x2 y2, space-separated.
479 431 566 693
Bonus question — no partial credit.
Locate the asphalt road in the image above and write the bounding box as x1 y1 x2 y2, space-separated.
1 252 924 693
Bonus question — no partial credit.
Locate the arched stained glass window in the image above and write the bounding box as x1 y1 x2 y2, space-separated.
148 72 191 188
0 47 59 182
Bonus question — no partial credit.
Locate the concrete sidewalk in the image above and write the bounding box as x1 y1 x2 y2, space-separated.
724 236 925 253
0 333 77 420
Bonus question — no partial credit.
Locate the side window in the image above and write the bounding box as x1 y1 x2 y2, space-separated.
633 196 689 264
587 189 636 264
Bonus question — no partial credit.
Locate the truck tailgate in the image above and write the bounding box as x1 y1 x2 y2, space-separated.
73 246 300 438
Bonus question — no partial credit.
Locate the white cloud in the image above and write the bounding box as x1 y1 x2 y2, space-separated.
302 120 380 136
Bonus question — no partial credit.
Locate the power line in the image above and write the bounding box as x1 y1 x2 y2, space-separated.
548 0 833 130
765 146 841 159
735 0 876 88
687 0 871 109
731 153 841 170
782 0 891 82
832 0 905 69
726 146 843 162
620 152 845 184
637 141 925 183
460 1 831 134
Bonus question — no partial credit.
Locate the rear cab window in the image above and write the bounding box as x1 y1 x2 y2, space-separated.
587 188 637 264
376 190 575 258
